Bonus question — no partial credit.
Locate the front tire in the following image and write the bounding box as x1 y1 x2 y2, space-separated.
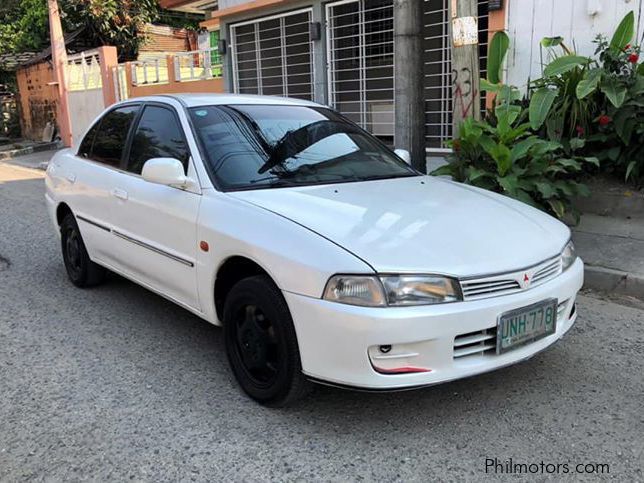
60 213 106 288
223 275 311 407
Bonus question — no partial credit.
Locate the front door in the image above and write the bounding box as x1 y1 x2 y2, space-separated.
108 104 202 311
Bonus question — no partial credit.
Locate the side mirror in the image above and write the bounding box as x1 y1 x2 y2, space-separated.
141 158 187 187
394 149 411 164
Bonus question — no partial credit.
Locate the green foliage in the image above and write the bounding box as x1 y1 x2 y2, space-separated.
0 0 164 61
543 55 590 77
609 11 634 53
523 11 644 183
576 68 602 99
529 87 558 130
63 0 160 61
432 101 595 221
0 0 49 54
487 31 510 84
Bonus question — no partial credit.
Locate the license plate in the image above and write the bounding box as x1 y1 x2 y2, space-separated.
497 299 557 354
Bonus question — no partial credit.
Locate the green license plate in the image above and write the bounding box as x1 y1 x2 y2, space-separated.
497 298 557 354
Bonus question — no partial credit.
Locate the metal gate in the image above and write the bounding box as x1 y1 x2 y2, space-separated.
424 0 489 149
326 0 394 142
66 50 105 146
230 9 314 100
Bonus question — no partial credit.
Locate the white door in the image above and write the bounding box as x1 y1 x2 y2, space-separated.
107 104 202 311
66 104 141 266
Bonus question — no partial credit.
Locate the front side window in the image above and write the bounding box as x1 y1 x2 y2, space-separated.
127 105 190 175
189 105 417 190
91 105 140 167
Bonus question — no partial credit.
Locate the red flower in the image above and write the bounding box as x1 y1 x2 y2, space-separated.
628 53 639 63
598 115 612 126
575 125 585 136
624 44 631 51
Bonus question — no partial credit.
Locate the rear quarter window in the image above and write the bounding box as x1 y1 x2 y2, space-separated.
86 105 140 167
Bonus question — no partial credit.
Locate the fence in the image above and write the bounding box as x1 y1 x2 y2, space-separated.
115 48 224 101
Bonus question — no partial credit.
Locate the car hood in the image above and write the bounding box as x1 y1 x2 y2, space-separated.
228 176 570 276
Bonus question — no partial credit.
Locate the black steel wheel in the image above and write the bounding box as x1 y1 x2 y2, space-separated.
60 213 106 288
223 275 310 406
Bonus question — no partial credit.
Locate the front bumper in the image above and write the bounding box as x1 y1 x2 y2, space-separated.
284 258 584 390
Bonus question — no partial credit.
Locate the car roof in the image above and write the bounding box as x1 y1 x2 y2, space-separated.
122 93 324 109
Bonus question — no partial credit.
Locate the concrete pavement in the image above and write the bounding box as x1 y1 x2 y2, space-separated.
573 214 644 302
2 148 62 171
0 163 643 481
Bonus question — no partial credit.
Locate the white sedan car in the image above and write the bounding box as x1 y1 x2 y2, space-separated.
45 94 583 406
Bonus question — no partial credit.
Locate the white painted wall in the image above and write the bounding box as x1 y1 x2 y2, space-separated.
68 89 104 147
219 0 250 9
506 0 644 89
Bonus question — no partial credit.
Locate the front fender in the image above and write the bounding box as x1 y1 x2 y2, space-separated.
195 190 373 323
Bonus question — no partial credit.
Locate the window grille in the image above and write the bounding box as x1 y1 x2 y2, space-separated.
230 9 314 100
326 0 394 142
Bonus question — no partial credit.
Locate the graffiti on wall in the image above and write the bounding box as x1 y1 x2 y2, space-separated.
452 66 478 120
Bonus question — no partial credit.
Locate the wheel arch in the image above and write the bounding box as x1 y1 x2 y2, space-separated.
214 255 277 322
56 202 73 226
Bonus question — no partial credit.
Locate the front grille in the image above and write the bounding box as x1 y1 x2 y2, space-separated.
454 298 573 360
453 327 497 358
460 256 563 301
460 279 521 299
533 258 563 284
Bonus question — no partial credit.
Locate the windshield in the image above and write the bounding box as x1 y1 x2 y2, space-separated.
189 104 418 190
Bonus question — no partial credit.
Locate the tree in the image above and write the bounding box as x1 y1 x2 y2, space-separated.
0 0 162 61
62 0 160 60
0 0 49 54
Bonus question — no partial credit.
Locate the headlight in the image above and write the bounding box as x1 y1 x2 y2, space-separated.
323 275 387 307
380 275 461 306
561 240 577 271
323 274 462 307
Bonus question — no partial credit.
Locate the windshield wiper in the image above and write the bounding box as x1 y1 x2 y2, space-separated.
222 106 273 155
258 121 362 174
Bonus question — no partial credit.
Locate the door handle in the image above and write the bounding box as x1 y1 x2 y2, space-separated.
65 173 76 183
111 188 128 201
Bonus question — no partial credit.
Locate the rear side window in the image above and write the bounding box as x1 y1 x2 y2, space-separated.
77 122 99 158
90 105 140 167
126 105 190 175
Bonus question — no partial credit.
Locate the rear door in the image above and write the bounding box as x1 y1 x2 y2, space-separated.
64 104 140 265
108 103 202 311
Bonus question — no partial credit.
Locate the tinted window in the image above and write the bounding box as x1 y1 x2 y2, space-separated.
77 122 99 158
127 106 189 174
189 105 417 190
91 105 139 167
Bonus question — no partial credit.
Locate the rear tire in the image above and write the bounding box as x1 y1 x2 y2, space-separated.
60 213 106 288
223 275 311 407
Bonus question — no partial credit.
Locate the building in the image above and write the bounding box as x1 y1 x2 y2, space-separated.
147 1 644 156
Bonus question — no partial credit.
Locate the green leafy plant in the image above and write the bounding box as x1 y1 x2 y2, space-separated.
524 11 644 183
432 107 597 221
434 31 599 221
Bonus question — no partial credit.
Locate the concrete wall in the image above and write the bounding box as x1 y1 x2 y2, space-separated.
506 0 644 89
15 62 58 141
